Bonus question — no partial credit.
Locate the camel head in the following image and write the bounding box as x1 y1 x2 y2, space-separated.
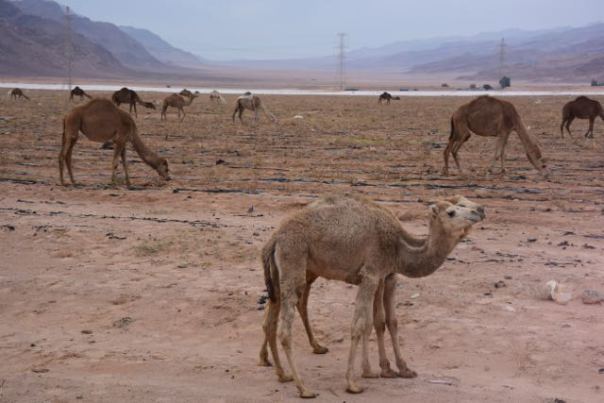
155 158 171 181
429 198 485 240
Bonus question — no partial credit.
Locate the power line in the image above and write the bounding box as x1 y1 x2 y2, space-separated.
64 6 73 92
336 32 346 90
498 37 506 78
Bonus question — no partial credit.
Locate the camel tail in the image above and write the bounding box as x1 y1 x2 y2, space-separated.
262 237 279 302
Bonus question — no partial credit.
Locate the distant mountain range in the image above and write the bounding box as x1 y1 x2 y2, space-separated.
0 0 203 78
0 0 602 83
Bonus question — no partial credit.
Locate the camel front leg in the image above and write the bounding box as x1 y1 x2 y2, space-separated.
565 117 574 137
297 275 328 354
346 274 380 394
120 147 131 186
488 134 507 175
586 117 595 138
384 275 417 378
111 144 124 184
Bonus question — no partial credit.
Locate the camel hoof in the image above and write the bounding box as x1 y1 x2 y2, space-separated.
362 370 380 379
380 368 399 378
312 345 328 354
258 357 271 367
299 390 318 399
398 367 418 378
346 384 365 394
278 374 293 383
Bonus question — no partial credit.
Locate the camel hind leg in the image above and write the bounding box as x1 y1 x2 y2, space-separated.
260 298 293 383
297 274 328 354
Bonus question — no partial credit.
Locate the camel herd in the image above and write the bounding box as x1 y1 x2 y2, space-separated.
6 85 604 398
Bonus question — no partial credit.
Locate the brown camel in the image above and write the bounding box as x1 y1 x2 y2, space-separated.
59 99 170 186
9 88 29 100
260 194 485 397
259 195 482 367
443 95 548 177
70 86 92 101
560 96 604 138
378 92 400 104
232 94 276 123
161 93 198 121
111 87 156 118
209 90 227 104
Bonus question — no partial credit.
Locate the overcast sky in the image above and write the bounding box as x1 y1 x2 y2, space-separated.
58 0 604 60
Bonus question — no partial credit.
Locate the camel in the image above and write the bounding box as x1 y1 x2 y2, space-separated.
378 92 400 105
161 93 198 121
443 95 548 177
59 99 170 186
259 194 482 365
111 87 155 118
560 96 604 138
9 88 29 100
260 194 485 397
70 86 92 101
209 90 227 104
232 94 276 123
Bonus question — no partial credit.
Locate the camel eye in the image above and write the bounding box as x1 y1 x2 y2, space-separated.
447 211 456 218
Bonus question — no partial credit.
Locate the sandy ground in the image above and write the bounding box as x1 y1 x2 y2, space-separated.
1 91 603 402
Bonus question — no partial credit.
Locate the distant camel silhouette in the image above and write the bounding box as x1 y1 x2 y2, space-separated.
70 86 92 101
209 90 227 104
378 92 400 104
161 93 198 122
9 88 29 100
232 94 276 123
111 87 155 118
560 96 604 138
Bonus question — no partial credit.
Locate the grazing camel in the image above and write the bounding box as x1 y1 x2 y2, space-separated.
259 194 482 367
232 94 276 123
443 95 548 177
378 92 400 104
59 99 170 186
209 90 227 104
161 93 198 121
560 96 604 138
70 86 92 101
260 194 485 397
9 88 29 100
111 87 156 118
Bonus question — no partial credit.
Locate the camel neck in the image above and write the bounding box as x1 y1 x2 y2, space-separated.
130 131 161 168
396 220 458 278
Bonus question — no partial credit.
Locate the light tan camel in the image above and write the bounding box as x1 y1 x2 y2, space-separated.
560 96 604 138
209 90 226 104
111 87 156 118
258 195 482 369
59 99 170 186
260 194 485 397
70 86 92 101
443 95 548 177
160 93 197 121
232 94 276 123
10 88 29 100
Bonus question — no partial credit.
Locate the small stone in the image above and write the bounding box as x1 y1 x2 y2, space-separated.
32 368 49 373
599 368 604 374
81 330 93 334
582 289 604 304
504 275 512 280
494 280 506 289
527 237 537 243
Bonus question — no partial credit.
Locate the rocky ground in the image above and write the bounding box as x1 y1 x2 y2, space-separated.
0 91 603 402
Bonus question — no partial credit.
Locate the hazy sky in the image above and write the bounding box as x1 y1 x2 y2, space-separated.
58 0 604 60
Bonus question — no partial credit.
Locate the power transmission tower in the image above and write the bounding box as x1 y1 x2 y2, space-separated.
64 6 73 92
498 37 506 78
336 33 347 90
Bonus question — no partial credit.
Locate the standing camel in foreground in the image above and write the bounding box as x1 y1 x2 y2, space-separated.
259 194 482 368
59 99 170 186
9 88 29 100
232 94 276 123
443 95 548 177
560 96 604 138
70 86 92 101
111 87 155 118
378 92 400 104
261 194 485 397
161 93 197 121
